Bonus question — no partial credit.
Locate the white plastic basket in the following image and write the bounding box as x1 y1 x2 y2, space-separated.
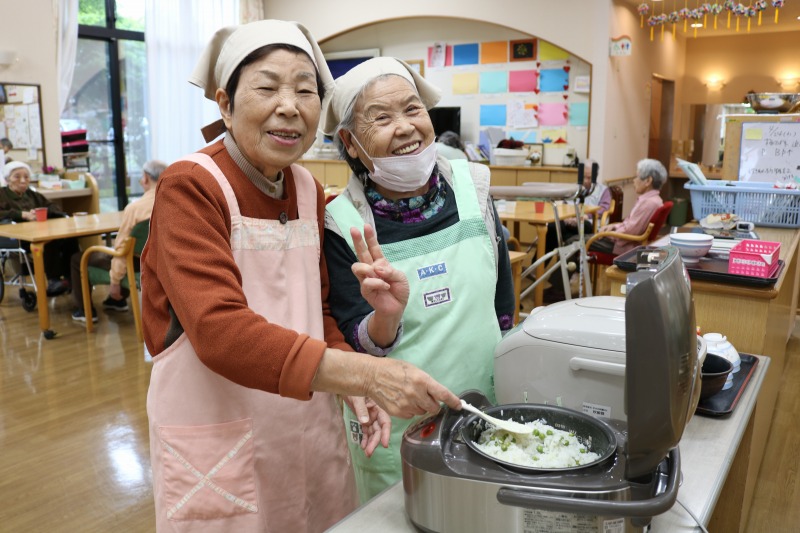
684 181 800 228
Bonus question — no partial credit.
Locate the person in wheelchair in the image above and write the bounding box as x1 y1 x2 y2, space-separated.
68 159 165 323
0 161 77 296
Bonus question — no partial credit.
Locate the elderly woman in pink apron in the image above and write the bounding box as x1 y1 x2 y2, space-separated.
141 21 461 533
322 58 515 502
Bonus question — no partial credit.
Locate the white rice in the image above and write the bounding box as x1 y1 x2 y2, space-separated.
474 418 600 468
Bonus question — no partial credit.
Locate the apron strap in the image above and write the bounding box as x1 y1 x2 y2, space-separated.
288 164 318 221
179 152 241 220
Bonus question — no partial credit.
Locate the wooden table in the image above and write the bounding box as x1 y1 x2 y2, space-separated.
498 201 599 307
605 226 800 530
0 212 124 338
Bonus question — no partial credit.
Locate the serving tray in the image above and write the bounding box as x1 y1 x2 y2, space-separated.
695 354 759 417
613 246 783 287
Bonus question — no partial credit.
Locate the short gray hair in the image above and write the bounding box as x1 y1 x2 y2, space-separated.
142 159 168 181
636 158 667 190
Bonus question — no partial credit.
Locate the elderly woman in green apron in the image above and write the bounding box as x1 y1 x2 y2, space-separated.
322 57 516 502
142 22 461 533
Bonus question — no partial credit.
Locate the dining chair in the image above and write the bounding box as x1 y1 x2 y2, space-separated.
585 201 673 288
80 219 149 341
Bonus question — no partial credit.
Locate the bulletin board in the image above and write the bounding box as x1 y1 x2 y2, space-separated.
722 114 800 182
0 82 46 166
422 38 591 160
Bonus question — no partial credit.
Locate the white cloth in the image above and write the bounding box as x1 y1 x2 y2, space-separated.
322 57 441 135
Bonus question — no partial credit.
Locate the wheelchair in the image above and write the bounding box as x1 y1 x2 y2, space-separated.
0 222 38 312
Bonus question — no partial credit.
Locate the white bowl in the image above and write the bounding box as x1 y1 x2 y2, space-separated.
669 233 713 264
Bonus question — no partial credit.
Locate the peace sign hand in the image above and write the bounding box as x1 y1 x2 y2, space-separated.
350 224 409 348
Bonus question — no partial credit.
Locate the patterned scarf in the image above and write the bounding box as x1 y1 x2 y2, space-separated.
365 168 447 223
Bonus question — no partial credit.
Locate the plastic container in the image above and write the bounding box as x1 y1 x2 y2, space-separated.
493 148 528 166
668 197 688 226
684 181 800 228
728 239 781 278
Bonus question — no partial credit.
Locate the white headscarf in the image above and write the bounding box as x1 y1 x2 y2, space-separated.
322 57 441 136
3 161 31 179
189 19 334 142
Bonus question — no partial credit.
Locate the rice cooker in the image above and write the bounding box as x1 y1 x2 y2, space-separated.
402 247 703 533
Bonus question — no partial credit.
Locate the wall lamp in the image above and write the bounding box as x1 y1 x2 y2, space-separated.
0 50 16 70
777 77 799 91
704 78 726 91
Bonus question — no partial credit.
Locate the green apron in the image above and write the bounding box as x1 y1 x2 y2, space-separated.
326 161 501 502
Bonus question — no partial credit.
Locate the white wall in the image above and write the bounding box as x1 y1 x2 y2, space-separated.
0 0 60 170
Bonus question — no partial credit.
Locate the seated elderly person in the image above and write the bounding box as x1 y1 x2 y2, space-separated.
0 161 77 295
68 159 166 322
588 158 666 256
544 159 611 252
435 130 468 160
322 57 515 501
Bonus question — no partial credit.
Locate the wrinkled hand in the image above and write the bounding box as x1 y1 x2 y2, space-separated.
350 224 409 322
345 396 391 457
21 210 36 221
365 358 461 419
599 223 617 233
564 217 578 227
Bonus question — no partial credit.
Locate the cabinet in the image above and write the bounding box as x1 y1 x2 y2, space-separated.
296 159 349 187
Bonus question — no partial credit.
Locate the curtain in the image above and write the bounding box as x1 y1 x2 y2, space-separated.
55 0 79 114
144 0 240 164
239 0 264 23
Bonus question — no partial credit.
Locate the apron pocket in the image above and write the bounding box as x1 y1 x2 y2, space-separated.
158 418 257 521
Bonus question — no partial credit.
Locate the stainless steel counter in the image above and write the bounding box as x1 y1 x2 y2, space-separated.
327 356 769 532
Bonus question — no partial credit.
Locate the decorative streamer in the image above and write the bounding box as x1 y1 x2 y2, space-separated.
772 0 784 23
702 2 711 26
710 2 723 28
755 0 767 24
725 0 735 27
638 2 650 27
684 0 690 30
669 7 681 37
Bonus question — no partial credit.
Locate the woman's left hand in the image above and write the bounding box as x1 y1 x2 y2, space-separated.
350 224 409 345
345 395 391 457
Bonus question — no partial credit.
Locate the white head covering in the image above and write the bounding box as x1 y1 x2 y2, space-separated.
3 161 31 179
322 57 441 136
189 19 334 142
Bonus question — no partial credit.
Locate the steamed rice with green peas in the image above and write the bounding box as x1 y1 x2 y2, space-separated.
475 419 600 468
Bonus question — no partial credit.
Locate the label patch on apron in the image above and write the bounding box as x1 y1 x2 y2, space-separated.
423 288 452 308
417 261 447 280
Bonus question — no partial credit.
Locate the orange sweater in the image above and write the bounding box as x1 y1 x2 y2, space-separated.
141 141 351 400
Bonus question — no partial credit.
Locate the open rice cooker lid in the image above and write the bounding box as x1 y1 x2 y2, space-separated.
521 296 626 353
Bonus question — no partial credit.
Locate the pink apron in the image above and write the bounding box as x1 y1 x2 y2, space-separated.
146 153 357 532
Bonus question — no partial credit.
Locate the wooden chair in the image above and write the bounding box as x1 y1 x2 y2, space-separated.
80 219 149 341
586 201 673 288
600 197 616 228
604 185 624 226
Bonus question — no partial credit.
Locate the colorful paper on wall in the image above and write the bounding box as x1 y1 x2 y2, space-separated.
538 103 568 126
507 130 537 143
508 99 538 128
453 43 479 66
569 103 589 126
479 104 507 126
479 71 508 94
508 70 538 92
480 41 508 64
540 69 569 92
452 72 479 95
539 41 570 61
540 127 568 143
427 43 453 67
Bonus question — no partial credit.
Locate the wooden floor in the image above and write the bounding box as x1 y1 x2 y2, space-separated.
0 283 797 532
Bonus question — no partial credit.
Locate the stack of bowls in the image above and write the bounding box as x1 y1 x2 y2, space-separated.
703 333 741 390
669 233 713 264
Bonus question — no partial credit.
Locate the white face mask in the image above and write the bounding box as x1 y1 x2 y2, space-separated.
350 135 437 193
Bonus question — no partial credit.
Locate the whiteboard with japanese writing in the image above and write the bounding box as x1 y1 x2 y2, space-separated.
738 122 800 184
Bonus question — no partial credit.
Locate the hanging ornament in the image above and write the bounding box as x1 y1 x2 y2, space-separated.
710 3 724 28
734 3 747 31
772 0 784 23
680 5 691 31
755 0 767 25
638 3 650 27
669 10 681 37
647 15 658 41
701 3 712 26
690 8 703 36
745 5 757 32
724 0 735 27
